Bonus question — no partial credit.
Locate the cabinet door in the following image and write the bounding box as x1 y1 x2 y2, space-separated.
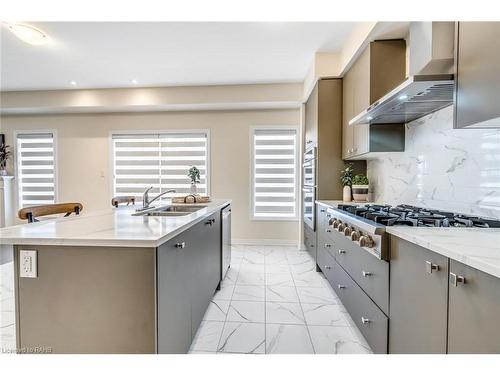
455 22 500 128
305 84 318 147
351 47 370 157
157 236 192 353
389 237 448 354
189 214 221 337
342 65 355 159
448 260 500 353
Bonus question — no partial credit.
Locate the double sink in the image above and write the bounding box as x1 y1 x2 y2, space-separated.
132 205 207 217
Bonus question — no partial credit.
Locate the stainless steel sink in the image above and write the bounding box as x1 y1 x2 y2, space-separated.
132 205 208 217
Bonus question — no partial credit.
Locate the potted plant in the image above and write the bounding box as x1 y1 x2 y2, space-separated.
0 143 11 176
187 166 201 195
340 163 354 202
352 174 369 202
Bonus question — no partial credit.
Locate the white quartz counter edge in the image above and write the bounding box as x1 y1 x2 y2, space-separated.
0 200 231 248
386 227 500 279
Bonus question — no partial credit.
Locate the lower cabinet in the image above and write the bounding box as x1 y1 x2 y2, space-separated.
332 258 388 354
389 237 448 354
157 234 192 353
448 260 500 353
157 212 221 353
303 224 316 261
389 236 500 354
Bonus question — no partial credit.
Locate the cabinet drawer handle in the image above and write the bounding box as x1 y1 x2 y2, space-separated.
361 317 371 324
326 214 332 218
175 242 186 249
310 244 314 248
206 218 216 225
324 265 332 270
338 249 346 255
320 209 325 213
324 244 332 248
362 271 372 277
326 229 332 233
425 261 439 274
449 272 466 287
337 284 346 289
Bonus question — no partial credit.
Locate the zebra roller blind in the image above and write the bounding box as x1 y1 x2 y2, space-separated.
112 132 208 201
252 128 298 219
16 132 56 208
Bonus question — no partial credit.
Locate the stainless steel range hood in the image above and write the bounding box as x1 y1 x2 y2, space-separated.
349 74 454 126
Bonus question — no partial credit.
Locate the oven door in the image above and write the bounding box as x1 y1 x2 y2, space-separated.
303 159 316 187
302 186 316 231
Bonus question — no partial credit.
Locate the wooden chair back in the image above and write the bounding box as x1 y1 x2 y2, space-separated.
18 202 83 223
111 196 135 207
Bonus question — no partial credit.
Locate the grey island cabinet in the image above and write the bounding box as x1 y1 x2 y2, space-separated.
157 211 221 353
389 236 500 354
1 200 231 354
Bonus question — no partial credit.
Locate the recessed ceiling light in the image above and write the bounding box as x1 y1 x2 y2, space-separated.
367 116 373 121
70 81 77 86
399 94 408 100
131 79 138 84
6 22 48 45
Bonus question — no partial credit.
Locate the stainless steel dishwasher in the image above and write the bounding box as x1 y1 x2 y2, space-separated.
221 204 231 279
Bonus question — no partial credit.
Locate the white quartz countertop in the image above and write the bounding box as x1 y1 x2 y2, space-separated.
0 199 231 248
386 227 500 279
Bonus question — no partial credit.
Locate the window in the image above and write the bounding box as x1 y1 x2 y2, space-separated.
251 127 298 220
16 132 56 208
112 131 209 202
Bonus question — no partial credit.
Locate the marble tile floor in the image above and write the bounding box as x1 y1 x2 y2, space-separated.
189 244 372 354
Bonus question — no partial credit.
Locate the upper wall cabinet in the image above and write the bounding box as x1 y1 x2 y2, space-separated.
454 22 500 129
343 40 407 160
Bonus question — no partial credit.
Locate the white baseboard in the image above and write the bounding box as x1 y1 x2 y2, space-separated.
232 238 302 248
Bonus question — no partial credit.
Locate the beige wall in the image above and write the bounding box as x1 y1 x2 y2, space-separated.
0 109 301 243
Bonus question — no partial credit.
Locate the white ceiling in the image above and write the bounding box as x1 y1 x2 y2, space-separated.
0 22 357 91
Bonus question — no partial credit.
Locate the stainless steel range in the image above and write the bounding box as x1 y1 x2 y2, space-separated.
325 204 500 260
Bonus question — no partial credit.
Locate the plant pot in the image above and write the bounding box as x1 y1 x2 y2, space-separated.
342 185 352 202
352 184 369 202
190 183 198 195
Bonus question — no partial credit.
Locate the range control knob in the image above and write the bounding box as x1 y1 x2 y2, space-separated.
332 219 340 229
328 218 335 226
359 235 375 248
343 226 352 236
337 223 346 232
351 231 361 242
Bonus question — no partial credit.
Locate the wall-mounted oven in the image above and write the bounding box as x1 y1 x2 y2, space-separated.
302 186 316 231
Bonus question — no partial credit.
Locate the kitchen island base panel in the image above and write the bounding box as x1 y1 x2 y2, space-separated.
15 245 156 354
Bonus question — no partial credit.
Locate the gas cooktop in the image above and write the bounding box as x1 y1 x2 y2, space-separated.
336 204 500 228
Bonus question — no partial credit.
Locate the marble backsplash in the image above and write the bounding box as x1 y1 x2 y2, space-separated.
367 106 500 219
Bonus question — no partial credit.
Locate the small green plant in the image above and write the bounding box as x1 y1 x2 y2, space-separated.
352 174 369 185
340 163 354 186
187 166 201 184
0 143 11 169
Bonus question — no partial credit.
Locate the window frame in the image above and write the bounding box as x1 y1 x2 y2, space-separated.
109 129 211 201
14 129 58 210
250 125 299 222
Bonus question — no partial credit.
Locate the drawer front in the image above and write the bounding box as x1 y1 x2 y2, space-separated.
332 231 389 315
316 205 330 233
330 259 388 354
303 225 316 260
316 235 335 275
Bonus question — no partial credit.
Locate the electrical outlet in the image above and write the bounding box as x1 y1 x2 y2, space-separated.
19 250 37 278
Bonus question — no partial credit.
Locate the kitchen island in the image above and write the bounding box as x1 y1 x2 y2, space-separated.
0 199 231 354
